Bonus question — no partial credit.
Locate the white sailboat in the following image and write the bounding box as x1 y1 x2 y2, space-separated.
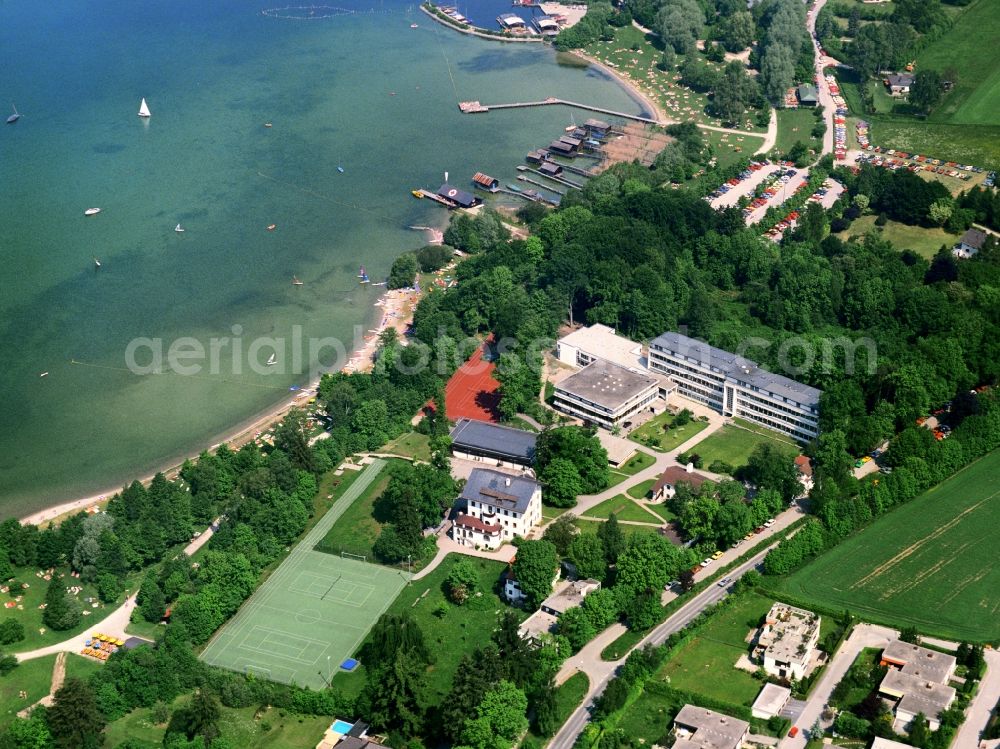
138 98 151 118
175 223 184 233
266 353 277 366
93 256 102 269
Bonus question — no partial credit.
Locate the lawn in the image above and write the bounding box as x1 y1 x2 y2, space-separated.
102 701 332 749
836 215 962 259
691 419 799 471
630 411 709 453
702 128 767 170
580 495 661 525
606 450 656 488
331 554 521 701
775 449 1000 641
577 518 658 539
313 461 400 560
0 654 55 725
775 108 823 159
382 432 432 461
626 478 657 500
917 0 1000 126
582 26 766 132
656 592 774 707
640 500 678 524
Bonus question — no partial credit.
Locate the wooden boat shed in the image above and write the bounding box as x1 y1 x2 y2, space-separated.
472 172 500 192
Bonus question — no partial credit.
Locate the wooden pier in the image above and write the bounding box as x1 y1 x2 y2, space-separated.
457 97 660 124
516 175 565 195
517 165 584 189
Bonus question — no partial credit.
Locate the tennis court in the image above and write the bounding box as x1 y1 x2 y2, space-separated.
200 460 410 688
445 338 500 422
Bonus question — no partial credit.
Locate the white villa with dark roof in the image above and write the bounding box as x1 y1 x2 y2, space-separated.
647 331 821 442
452 468 541 548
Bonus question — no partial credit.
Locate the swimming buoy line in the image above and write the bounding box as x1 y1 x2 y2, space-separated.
260 5 401 19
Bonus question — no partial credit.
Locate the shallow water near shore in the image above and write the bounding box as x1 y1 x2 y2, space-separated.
0 0 641 516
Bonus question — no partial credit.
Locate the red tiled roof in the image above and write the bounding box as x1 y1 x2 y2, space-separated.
454 513 501 534
794 455 813 477
652 465 708 493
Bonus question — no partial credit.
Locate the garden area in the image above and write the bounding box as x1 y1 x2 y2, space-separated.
629 410 707 453
606 450 656 488
580 495 662 525
655 592 773 707
331 554 520 700
689 419 799 473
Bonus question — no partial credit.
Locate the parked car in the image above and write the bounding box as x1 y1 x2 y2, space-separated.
717 577 733 588
764 519 776 528
711 550 724 560
700 558 712 568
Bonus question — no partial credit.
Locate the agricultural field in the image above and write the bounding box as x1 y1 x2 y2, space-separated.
836 215 962 259
916 0 1000 126
775 449 1000 641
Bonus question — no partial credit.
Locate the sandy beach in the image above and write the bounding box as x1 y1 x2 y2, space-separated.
19 286 420 528
569 50 674 126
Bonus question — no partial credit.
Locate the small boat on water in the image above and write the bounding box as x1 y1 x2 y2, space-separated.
266 353 277 366
264 122 273 128
267 224 277 231
411 189 424 198
138 98 151 118
358 265 370 284
292 276 303 286
93 257 102 268
337 166 345 173
410 23 419 28
84 208 102 216
175 223 184 233
6 104 20 124
39 372 49 378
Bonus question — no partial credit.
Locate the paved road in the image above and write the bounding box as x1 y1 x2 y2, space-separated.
806 0 835 158
548 535 794 749
954 648 1000 749
779 623 897 749
16 593 139 662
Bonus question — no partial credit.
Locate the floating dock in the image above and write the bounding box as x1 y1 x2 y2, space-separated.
457 97 659 124
517 164 584 189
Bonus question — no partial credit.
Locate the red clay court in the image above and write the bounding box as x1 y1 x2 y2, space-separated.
445 340 500 422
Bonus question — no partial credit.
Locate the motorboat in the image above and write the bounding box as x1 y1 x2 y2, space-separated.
84 208 102 216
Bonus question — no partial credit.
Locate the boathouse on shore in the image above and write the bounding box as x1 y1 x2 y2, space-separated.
472 172 500 192
437 183 481 208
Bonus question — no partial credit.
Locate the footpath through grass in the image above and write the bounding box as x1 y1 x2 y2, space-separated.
775 449 1000 641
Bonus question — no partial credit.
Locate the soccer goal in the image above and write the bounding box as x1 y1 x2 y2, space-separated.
341 551 367 562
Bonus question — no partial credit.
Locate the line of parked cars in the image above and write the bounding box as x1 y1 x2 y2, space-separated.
706 160 771 203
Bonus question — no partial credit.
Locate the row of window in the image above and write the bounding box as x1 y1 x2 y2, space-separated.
733 387 818 423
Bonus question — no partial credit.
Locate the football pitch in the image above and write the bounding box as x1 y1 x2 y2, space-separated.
775 450 1000 641
200 460 410 688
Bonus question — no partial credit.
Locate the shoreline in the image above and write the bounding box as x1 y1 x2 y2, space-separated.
567 49 673 126
18 286 420 528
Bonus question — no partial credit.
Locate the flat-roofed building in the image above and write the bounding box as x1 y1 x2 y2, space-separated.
672 705 749 749
751 683 791 719
878 640 958 732
450 418 537 469
596 430 638 468
458 468 542 542
518 578 601 644
553 359 659 430
556 323 645 370
648 331 821 442
872 738 922 749
754 603 821 681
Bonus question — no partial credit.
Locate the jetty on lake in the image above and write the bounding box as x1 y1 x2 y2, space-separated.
458 98 659 125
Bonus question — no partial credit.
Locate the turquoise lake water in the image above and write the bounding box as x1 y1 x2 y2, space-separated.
0 0 642 517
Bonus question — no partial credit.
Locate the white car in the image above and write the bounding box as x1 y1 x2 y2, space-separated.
764 518 776 527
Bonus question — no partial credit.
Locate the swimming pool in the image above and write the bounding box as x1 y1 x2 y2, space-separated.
331 720 354 735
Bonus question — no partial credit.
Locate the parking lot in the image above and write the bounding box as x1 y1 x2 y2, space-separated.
708 161 781 210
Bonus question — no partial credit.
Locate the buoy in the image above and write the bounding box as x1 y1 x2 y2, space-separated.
267 224 277 231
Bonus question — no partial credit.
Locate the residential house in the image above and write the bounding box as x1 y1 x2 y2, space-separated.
871 739 921 749
953 228 988 259
885 73 915 96
456 468 542 543
452 514 503 550
751 683 791 720
648 331 821 442
519 578 601 644
878 640 957 732
794 455 814 493
651 464 710 502
672 705 749 749
753 603 821 681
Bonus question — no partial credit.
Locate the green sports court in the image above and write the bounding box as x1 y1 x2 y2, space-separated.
200 460 410 688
